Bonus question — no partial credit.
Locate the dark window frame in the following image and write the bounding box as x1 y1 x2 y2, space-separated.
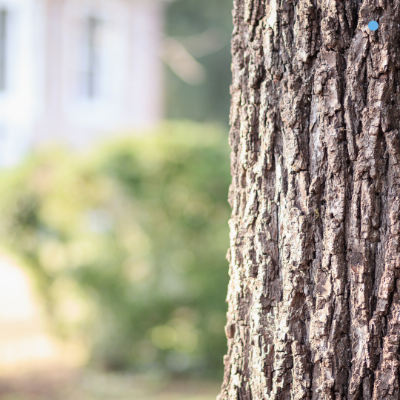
85 15 101 99
0 8 8 92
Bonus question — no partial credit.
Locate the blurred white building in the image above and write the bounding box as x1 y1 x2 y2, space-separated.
0 0 164 165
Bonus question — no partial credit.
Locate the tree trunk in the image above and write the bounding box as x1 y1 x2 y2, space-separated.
219 0 400 399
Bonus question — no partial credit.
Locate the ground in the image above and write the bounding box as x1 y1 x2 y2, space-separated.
0 255 220 400
0 369 220 400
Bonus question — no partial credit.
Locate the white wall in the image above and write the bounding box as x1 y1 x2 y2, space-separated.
0 0 164 162
36 0 164 147
0 0 44 165
129 0 164 127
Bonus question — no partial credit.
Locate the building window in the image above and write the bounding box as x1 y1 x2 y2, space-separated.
84 16 101 99
0 9 8 92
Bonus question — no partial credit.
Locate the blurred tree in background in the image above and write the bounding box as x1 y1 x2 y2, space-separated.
0 123 230 378
165 0 233 125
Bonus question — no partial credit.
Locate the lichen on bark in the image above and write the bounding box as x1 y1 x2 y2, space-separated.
219 0 400 399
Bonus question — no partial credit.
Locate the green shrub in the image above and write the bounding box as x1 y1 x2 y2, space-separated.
0 122 230 378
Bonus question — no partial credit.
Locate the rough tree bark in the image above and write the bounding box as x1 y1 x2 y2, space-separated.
219 0 400 399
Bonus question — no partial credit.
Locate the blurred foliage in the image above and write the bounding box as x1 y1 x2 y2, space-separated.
165 0 233 125
0 122 230 378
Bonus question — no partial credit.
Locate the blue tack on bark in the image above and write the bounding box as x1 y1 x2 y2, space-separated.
368 21 379 31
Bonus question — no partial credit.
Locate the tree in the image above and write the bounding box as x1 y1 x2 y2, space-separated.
219 0 400 399
165 0 233 125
